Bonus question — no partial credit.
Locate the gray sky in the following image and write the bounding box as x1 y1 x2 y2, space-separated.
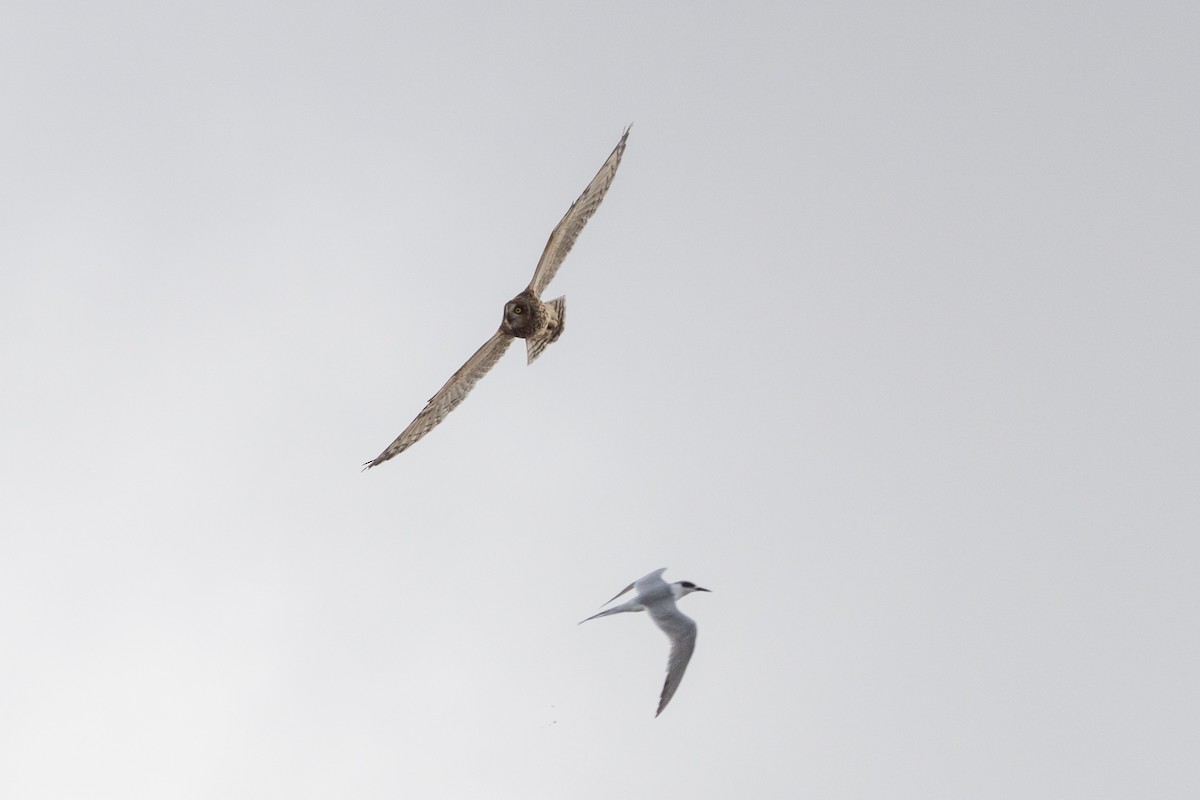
2 1 1198 797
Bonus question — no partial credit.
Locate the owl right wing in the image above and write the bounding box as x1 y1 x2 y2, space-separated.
525 126 630 298
364 330 514 468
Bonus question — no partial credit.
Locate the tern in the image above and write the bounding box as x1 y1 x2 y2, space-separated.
580 567 710 716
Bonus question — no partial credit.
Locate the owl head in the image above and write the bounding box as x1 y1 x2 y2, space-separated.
501 291 546 339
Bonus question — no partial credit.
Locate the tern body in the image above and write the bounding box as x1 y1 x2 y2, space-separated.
581 567 710 716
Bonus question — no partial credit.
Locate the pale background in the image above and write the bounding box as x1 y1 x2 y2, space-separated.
2 2 1197 798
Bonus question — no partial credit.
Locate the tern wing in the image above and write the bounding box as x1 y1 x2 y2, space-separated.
632 567 669 596
526 127 629 298
647 602 698 717
597 567 664 606
364 330 513 468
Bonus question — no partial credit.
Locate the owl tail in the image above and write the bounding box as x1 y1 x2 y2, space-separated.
526 295 566 364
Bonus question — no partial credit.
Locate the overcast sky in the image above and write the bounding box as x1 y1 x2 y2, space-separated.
2 2 1198 798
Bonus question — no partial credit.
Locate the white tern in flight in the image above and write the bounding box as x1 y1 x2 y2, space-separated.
580 567 710 716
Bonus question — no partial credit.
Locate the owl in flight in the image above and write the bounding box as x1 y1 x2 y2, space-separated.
364 127 629 468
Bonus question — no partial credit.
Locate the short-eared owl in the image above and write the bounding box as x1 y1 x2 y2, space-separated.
364 127 629 468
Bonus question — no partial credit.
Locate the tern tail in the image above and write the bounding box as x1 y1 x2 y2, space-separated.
578 600 639 625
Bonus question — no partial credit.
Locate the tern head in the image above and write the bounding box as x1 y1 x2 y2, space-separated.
673 580 711 599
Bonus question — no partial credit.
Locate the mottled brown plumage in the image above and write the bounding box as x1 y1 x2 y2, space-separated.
500 290 551 340
364 127 629 468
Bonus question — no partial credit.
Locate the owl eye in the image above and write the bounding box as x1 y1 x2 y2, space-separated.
513 306 523 315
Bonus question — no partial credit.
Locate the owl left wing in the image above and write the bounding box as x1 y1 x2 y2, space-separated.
364 330 514 468
526 126 629 298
